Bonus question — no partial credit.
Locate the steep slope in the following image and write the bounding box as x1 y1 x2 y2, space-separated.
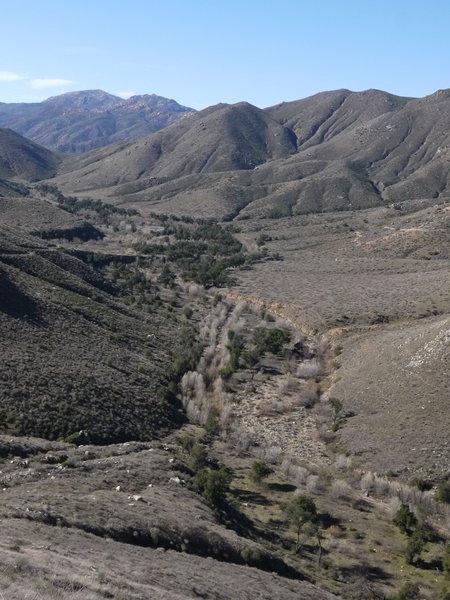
266 89 411 146
59 101 297 180
0 226 182 443
52 89 450 219
0 127 61 181
0 89 194 153
260 88 450 211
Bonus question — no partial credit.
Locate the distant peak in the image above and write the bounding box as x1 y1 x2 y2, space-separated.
44 89 121 107
424 88 450 100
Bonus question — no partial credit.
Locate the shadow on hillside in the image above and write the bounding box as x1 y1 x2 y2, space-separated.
268 482 297 493
231 488 272 506
0 269 39 320
319 512 342 529
336 563 392 584
417 556 443 571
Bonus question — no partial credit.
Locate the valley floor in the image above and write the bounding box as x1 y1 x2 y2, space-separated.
1 195 449 599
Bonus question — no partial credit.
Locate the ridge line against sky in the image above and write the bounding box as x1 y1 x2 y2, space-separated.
1 0 449 109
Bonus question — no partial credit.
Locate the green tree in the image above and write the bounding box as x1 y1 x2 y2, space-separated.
329 397 344 431
249 461 273 485
158 265 176 287
204 407 220 437
285 494 318 554
227 331 245 371
252 327 291 356
171 322 203 380
194 467 231 509
405 528 425 565
189 441 207 472
241 347 260 378
393 503 417 536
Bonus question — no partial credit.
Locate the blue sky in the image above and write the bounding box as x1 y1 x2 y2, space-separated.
1 0 449 109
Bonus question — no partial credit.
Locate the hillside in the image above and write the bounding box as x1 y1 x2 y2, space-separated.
0 127 61 181
0 89 194 153
52 88 450 219
0 89 449 599
0 224 187 443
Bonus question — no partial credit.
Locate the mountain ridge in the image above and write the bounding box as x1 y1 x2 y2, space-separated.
0 89 194 153
2 87 450 218
48 88 450 218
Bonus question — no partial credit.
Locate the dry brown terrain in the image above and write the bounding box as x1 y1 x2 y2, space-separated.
1 91 450 599
231 199 450 478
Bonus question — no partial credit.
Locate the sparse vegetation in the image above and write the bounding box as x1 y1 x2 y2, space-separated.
249 460 273 484
37 183 139 223
285 494 318 553
393 503 417 536
329 397 344 432
194 466 232 509
394 582 421 600
1 89 450 600
443 542 450 577
436 480 450 504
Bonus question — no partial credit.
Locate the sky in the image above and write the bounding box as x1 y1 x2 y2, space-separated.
1 0 449 109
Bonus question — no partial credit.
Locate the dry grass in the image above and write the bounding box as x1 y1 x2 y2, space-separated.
231 202 450 478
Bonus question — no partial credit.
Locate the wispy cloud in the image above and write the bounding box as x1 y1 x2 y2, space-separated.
28 78 74 89
117 91 135 99
0 70 25 82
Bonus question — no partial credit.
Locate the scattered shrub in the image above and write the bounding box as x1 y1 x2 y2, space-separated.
334 454 352 471
188 441 208 472
443 542 450 578
194 467 231 509
204 407 221 437
360 472 375 496
394 582 420 600
306 474 319 494
296 358 322 379
326 525 345 539
249 461 273 484
393 503 417 536
436 480 450 504
410 477 433 492
331 479 352 499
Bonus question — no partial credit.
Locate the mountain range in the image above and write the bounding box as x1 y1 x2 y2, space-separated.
0 89 194 153
1 88 449 220
50 88 450 219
